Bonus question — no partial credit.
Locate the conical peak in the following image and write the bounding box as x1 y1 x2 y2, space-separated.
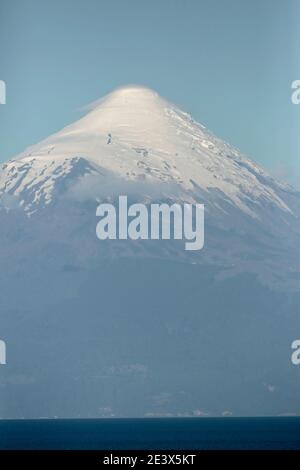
10 83 292 230
17 85 183 161
75 85 173 143
108 84 159 100
95 84 166 112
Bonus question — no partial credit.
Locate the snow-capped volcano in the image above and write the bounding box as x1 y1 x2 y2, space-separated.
1 86 300 419
0 85 300 288
0 85 295 214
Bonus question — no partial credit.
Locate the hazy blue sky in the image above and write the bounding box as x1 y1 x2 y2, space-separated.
0 0 299 186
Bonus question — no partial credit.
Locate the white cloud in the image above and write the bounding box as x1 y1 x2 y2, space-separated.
65 172 181 203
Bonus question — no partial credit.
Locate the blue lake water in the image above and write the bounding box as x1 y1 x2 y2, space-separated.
0 417 300 450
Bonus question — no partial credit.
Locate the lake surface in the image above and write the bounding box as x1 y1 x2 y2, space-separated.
0 417 300 450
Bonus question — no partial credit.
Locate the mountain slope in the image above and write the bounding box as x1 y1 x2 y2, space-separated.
0 86 300 418
0 85 296 215
0 85 299 289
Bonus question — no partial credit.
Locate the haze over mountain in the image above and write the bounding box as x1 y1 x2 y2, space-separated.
0 86 299 418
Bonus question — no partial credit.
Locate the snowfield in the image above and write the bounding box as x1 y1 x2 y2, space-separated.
0 85 299 289
0 85 295 216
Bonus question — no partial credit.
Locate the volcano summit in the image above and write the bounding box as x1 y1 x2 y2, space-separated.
0 86 299 418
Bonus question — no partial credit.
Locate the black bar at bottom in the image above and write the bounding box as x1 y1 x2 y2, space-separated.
0 450 300 465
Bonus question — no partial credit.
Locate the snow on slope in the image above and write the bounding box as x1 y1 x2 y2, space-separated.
0 85 299 290
0 85 294 216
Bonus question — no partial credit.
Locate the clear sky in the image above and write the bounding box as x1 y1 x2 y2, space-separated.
0 0 299 186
